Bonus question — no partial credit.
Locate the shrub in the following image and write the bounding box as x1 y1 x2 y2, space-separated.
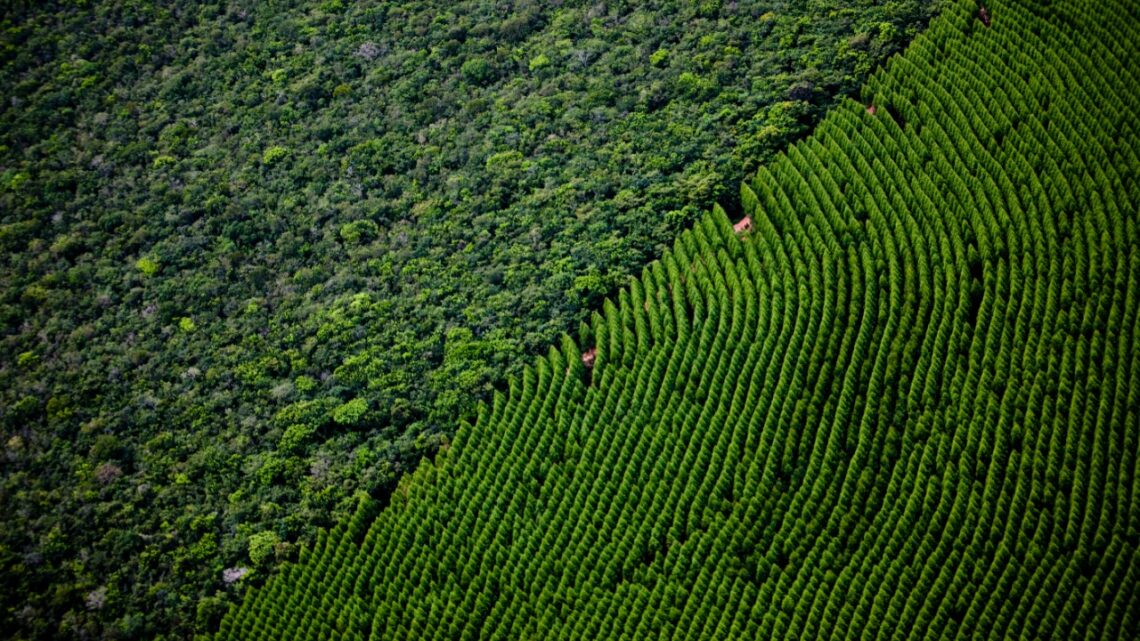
332 398 368 426
135 256 159 276
248 531 280 565
262 145 289 165
461 57 493 85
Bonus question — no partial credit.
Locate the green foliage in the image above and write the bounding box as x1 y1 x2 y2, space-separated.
261 145 289 166
461 57 494 85
255 455 285 487
527 53 551 72
278 424 316 454
0 1 944 639
5 171 29 193
332 398 368 426
294 375 318 395
89 434 124 462
247 531 280 565
220 1 1140 639
135 256 159 276
152 154 177 169
675 71 712 97
338 219 379 245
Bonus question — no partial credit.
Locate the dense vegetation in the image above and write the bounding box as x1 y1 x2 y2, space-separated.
219 0 1140 639
0 1 945 639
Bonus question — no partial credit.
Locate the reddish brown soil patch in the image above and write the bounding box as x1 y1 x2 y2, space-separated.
581 347 597 368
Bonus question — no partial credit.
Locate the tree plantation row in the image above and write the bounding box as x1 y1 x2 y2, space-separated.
218 0 1140 639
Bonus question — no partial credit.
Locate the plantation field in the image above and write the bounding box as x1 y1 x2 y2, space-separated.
218 0 1140 639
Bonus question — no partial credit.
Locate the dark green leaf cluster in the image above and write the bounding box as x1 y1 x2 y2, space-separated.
220 0 1140 638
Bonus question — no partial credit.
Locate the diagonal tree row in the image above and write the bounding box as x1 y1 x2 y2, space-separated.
218 0 1140 638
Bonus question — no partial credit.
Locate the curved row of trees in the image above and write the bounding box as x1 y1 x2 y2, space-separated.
219 0 1140 639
